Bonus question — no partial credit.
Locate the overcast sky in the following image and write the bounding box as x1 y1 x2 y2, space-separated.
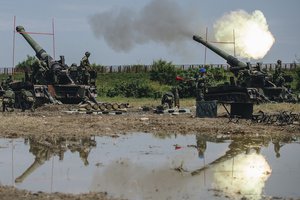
0 0 299 67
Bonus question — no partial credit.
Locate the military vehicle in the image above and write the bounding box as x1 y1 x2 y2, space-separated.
15 25 97 106
0 25 99 112
192 35 297 103
1 25 127 112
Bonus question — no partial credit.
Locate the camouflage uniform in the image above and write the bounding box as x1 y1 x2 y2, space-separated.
6 75 13 84
1 75 13 90
196 68 208 101
273 60 285 87
69 63 79 83
2 89 15 112
237 69 251 87
79 52 91 84
161 92 174 109
19 89 35 112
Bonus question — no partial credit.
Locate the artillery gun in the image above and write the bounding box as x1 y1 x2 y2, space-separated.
192 35 296 103
12 25 97 106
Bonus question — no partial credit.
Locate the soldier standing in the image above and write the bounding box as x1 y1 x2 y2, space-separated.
196 68 208 101
79 52 91 84
69 63 79 83
273 59 285 87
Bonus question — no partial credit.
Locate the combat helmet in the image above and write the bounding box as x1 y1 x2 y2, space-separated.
85 51 91 57
199 68 206 73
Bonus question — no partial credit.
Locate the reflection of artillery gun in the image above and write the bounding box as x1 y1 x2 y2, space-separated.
15 136 96 183
192 35 296 103
14 25 97 106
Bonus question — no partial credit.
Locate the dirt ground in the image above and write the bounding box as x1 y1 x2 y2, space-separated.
0 103 300 200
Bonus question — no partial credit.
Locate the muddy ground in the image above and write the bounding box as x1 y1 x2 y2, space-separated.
0 103 300 200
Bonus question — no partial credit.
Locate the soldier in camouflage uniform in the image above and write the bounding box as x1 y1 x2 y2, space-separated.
2 89 15 112
196 68 208 101
161 91 175 109
1 75 15 112
69 63 79 83
79 52 91 84
273 59 285 87
19 89 35 112
6 75 13 85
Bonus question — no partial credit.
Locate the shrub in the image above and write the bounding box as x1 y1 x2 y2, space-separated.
149 59 177 85
295 67 300 91
107 80 155 98
15 55 39 71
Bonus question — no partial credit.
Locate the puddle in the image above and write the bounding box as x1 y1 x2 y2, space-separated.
0 133 300 200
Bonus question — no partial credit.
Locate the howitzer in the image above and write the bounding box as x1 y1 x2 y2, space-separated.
16 26 73 84
193 35 248 76
15 25 98 104
192 35 298 104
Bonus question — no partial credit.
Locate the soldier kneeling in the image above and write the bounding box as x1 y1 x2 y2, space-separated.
161 92 174 109
19 89 35 112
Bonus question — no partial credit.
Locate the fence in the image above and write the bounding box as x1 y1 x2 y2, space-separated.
0 63 298 74
91 62 299 73
0 68 16 74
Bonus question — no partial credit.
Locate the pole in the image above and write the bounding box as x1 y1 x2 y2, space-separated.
52 18 56 60
12 16 16 74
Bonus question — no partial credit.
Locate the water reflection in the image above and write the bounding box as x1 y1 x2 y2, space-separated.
0 133 299 199
191 134 299 200
15 136 96 183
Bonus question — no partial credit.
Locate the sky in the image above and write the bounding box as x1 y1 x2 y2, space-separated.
0 0 299 68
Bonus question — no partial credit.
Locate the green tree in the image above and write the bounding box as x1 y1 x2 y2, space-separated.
149 59 177 85
15 55 39 71
295 67 300 91
107 80 155 98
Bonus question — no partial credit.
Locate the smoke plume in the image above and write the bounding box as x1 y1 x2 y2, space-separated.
88 0 198 52
213 10 275 60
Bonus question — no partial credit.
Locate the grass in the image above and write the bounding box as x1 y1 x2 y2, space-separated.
254 102 300 113
96 72 173 98
0 72 24 83
97 96 196 108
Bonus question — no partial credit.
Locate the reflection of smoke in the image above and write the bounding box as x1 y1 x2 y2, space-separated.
213 153 271 200
91 159 201 200
88 0 199 52
214 10 275 59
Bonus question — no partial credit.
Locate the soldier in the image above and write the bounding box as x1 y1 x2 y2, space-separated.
19 89 35 112
80 52 91 67
273 59 285 87
2 89 15 112
196 68 208 101
79 51 91 84
6 75 13 84
161 91 175 109
252 62 265 75
1 75 13 90
69 63 79 83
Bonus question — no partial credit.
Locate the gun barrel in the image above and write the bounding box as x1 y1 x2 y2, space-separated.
193 35 247 68
16 26 52 61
